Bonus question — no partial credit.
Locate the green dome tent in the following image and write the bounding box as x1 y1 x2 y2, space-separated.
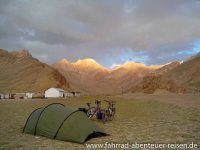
23 103 106 143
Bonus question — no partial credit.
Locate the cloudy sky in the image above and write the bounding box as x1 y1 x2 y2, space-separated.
0 0 200 67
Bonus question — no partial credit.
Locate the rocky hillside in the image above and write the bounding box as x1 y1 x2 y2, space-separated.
129 76 186 94
165 53 200 89
128 53 200 94
154 61 181 75
0 49 69 93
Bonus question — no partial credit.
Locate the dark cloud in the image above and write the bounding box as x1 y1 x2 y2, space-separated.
0 0 200 67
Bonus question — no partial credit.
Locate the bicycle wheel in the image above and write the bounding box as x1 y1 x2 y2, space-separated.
87 107 95 118
100 109 109 122
110 108 116 120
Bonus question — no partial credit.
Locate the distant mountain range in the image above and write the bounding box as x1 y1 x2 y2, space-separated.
0 49 200 94
53 57 187 94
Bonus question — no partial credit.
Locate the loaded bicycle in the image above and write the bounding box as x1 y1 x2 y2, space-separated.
79 100 116 122
101 100 116 121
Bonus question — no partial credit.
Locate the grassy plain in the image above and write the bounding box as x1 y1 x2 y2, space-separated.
0 94 200 150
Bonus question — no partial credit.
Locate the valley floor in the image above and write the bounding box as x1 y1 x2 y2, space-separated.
0 94 200 150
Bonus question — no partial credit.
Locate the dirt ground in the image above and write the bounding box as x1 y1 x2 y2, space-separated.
0 94 200 150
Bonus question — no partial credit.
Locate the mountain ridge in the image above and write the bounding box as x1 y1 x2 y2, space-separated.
53 57 183 94
1 48 199 95
56 58 172 71
0 49 70 93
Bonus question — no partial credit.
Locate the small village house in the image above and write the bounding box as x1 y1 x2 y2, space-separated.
4 94 15 99
0 93 36 99
4 94 11 99
10 94 15 99
73 91 81 97
65 91 81 97
25 92 34 99
0 94 4 99
64 92 74 97
45 88 65 98
14 93 27 99
32 93 44 99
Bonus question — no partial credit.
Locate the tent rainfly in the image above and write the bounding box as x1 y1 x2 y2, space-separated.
23 103 107 143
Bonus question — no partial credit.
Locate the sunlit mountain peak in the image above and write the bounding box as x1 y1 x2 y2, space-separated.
110 61 147 70
60 59 70 64
73 58 108 71
111 61 165 71
116 61 147 70
75 58 97 64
